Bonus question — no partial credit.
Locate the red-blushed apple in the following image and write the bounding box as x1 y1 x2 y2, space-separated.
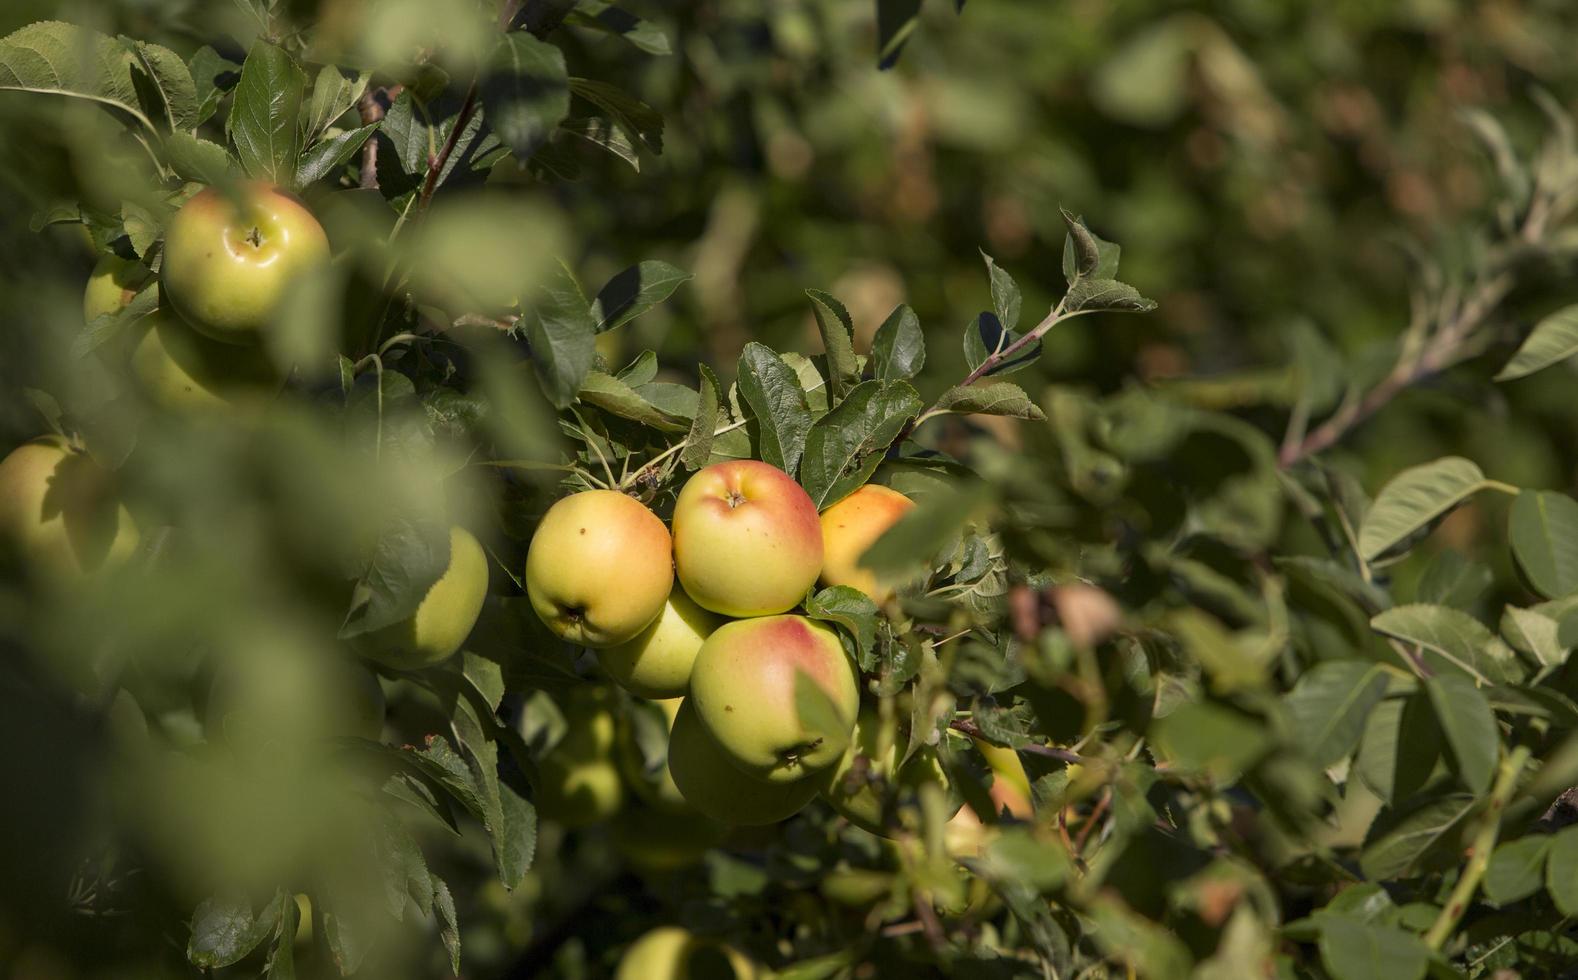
532 686 624 828
614 926 758 980
161 183 330 344
671 460 823 616
525 490 673 647
816 706 956 838
0 436 139 579
819 484 914 603
129 310 280 412
354 526 488 670
666 699 821 825
83 253 145 322
687 615 858 782
599 585 722 699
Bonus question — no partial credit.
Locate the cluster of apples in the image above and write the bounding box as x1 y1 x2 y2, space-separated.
524 459 916 825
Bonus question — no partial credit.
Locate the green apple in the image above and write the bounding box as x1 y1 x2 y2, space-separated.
207 646 385 747
599 585 722 699
161 183 330 344
526 489 673 647
609 804 725 873
816 707 955 838
615 926 757 980
819 484 914 603
83 253 146 322
534 686 624 827
0 436 139 579
129 310 280 412
672 460 823 616
666 699 820 825
354 526 488 670
616 697 691 812
688 615 858 782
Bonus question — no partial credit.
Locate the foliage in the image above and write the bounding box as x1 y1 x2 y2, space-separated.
8 2 1578 980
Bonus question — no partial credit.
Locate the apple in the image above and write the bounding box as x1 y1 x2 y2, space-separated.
0 436 139 579
942 736 1034 858
526 490 673 647
616 697 690 812
161 183 330 344
534 686 624 827
688 615 858 782
207 646 385 747
609 805 725 873
816 707 955 838
671 460 823 616
129 310 280 412
83 253 146 322
599 585 722 699
615 926 757 980
666 699 820 825
819 484 914 603
354 526 488 670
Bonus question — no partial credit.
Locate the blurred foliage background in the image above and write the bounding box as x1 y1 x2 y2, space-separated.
8 0 1578 977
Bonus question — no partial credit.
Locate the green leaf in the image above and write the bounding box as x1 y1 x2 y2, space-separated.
165 131 233 183
483 32 569 160
1500 606 1567 667
559 116 640 169
806 289 861 404
1062 277 1157 314
589 260 692 333
875 0 924 68
565 1 672 55
577 371 688 432
189 45 239 125
1484 835 1552 905
228 40 306 183
1317 917 1429 980
1358 457 1488 563
1061 209 1116 280
1371 604 1521 684
0 22 154 133
294 122 378 187
127 39 197 131
120 201 161 259
433 875 460 973
871 304 925 381
806 585 880 670
1546 826 1578 915
526 263 598 409
980 250 1022 332
799 380 923 509
264 894 296 978
1416 549 1493 608
382 89 485 185
1354 696 1440 805
736 342 813 475
567 77 663 154
188 893 280 968
1423 673 1499 794
930 381 1046 420
1496 305 1578 381
1360 792 1477 879
963 312 1038 377
303 65 368 142
1284 661 1389 768
681 365 722 471
340 510 451 638
1510 490 1578 599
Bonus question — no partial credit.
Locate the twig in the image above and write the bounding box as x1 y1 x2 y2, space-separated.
416 81 480 212
1423 745 1532 949
357 85 401 189
948 718 1083 766
1071 787 1112 857
617 418 749 491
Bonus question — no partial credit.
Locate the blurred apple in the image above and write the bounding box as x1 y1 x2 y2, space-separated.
354 526 489 670
0 436 138 580
534 687 624 827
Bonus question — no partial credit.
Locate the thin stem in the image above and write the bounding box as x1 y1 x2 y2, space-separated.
958 298 1070 390
617 418 749 491
1424 744 1532 950
570 408 617 489
416 81 480 212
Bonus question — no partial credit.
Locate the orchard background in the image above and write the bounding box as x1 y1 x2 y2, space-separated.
9 1 1578 979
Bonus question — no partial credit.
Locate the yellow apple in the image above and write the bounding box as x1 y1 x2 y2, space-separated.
128 310 280 412
816 707 954 838
672 460 823 616
615 926 757 980
666 699 820 825
83 253 146 322
819 484 914 603
599 585 722 699
354 526 488 670
0 436 138 579
525 490 673 647
688 615 858 782
534 686 624 827
161 183 330 344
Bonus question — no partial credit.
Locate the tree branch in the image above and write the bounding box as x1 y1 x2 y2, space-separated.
357 85 401 190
